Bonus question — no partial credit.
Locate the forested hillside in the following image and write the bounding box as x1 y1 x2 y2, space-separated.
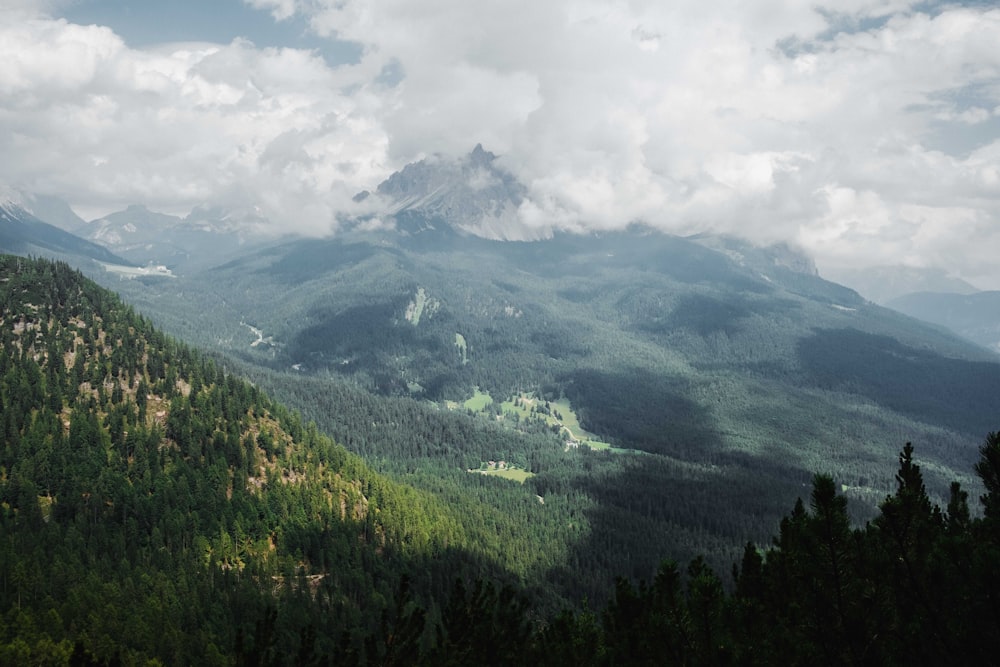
0 256 491 663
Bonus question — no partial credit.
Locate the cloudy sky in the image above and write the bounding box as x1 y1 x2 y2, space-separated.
1 1 999 286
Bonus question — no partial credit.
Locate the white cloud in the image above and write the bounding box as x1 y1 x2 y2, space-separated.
244 0 298 22
2 1 1000 284
0 9 389 232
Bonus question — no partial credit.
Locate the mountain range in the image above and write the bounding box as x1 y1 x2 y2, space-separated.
8 148 1000 506
5 146 1000 662
47 148 991 606
0 197 130 268
822 265 981 305
887 290 1000 353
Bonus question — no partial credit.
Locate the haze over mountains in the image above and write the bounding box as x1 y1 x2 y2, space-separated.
0 197 130 269
33 144 996 361
9 148 996 486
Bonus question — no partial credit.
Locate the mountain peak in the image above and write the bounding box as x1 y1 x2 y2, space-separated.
469 143 495 166
0 197 132 266
373 145 545 241
0 188 88 233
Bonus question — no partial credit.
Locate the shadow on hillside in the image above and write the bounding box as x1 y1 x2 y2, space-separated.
559 367 720 458
538 367 816 607
535 445 814 608
797 328 1000 439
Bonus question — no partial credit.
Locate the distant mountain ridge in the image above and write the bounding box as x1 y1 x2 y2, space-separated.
888 290 1000 353
0 188 89 233
689 234 819 277
80 202 274 273
823 264 980 304
0 197 132 267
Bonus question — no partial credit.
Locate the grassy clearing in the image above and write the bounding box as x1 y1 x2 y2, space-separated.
549 397 592 439
455 333 468 364
500 392 625 452
579 440 635 454
463 387 494 411
472 467 535 483
450 389 631 454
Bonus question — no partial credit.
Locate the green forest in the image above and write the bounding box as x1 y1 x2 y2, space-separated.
3 256 1000 665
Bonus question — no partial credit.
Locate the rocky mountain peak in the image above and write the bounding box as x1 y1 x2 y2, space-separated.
374 145 544 241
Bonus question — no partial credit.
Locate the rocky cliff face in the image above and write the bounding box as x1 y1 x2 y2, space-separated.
691 234 819 277
374 144 545 241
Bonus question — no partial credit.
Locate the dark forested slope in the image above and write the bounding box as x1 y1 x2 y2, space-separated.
532 439 1000 666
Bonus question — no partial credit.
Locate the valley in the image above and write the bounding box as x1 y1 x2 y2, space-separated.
4 157 1000 663
87 212 1000 609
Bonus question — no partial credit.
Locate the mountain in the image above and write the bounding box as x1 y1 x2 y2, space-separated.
8 151 1000 662
80 203 272 273
0 198 132 268
823 264 980 304
813 264 997 351
689 234 819 277
371 143 540 241
888 290 1000 353
1 189 88 233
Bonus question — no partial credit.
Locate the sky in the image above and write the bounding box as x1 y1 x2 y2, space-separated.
1 1 999 286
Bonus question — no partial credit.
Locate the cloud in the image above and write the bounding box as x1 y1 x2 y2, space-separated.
0 7 387 231
244 0 298 22
262 0 1000 283
2 1 1000 285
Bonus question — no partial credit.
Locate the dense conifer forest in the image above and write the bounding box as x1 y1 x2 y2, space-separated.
3 256 1000 665
0 257 479 663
